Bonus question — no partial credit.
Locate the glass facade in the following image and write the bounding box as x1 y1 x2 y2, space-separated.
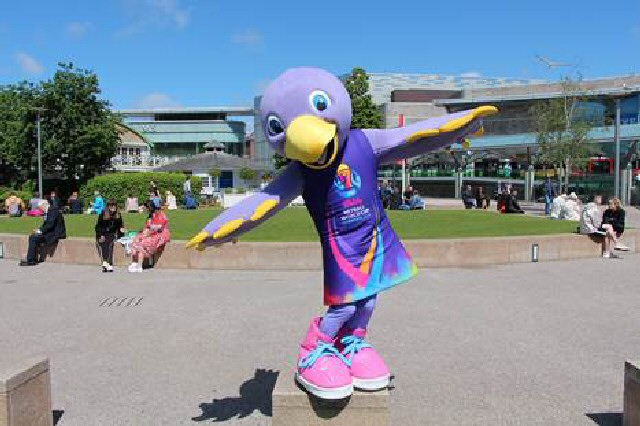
119 109 249 158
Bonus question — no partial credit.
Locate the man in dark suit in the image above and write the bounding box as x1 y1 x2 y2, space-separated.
19 199 67 266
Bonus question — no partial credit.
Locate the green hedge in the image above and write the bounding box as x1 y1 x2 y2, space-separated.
80 173 202 208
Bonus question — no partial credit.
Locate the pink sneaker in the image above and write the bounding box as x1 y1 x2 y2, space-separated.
296 317 353 399
339 329 390 391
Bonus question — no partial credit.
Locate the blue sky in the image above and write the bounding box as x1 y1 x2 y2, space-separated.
1 0 639 117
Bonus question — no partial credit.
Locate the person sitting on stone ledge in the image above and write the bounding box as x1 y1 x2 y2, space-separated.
19 199 67 266
603 197 629 251
580 194 620 259
95 199 125 273
128 200 171 273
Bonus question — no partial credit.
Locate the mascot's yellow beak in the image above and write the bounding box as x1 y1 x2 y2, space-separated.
285 115 338 169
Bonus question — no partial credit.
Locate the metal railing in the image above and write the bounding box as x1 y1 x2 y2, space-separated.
110 155 185 170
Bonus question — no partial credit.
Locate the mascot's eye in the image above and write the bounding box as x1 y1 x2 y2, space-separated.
310 90 331 112
267 115 284 136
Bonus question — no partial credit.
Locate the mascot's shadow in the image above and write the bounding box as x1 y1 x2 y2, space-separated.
192 368 279 422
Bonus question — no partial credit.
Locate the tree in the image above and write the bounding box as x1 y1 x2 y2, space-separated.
532 76 595 193
0 62 120 188
344 67 383 129
273 153 290 170
209 168 222 178
239 167 257 183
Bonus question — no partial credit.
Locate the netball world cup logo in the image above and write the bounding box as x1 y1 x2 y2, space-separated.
334 164 362 198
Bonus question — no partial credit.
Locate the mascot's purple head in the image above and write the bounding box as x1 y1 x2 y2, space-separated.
259 67 352 170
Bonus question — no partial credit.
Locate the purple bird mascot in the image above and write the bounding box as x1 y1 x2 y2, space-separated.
186 67 497 400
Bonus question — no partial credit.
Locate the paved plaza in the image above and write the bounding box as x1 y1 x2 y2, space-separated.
1 255 639 425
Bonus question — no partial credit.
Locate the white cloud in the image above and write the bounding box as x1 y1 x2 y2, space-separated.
15 52 44 74
116 0 191 37
460 72 481 78
133 92 181 109
66 21 92 39
232 29 263 47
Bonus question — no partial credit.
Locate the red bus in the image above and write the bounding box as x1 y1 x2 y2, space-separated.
587 157 614 175
586 157 640 178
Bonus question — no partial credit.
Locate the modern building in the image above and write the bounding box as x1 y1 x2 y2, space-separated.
113 106 253 172
381 76 640 172
155 142 265 191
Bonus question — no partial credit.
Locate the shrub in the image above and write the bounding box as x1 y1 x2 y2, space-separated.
239 167 257 182
80 172 202 207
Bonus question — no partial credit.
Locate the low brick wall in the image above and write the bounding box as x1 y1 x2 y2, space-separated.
1 230 637 270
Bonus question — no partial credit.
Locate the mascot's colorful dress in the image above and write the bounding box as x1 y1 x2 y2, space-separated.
301 129 417 306
187 67 497 400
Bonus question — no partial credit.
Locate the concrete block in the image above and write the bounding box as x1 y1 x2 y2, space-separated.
0 234 25 260
0 358 52 426
625 360 640 426
272 369 389 426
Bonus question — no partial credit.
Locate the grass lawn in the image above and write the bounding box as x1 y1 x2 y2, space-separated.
0 208 579 242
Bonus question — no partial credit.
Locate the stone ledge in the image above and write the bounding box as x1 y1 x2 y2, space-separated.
625 360 640 426
0 229 637 270
272 368 389 426
0 357 52 426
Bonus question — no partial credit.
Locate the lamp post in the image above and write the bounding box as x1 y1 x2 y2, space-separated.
31 107 46 196
614 97 621 199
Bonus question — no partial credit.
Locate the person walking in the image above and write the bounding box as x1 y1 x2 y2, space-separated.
544 176 556 216
183 176 192 196
95 199 125 272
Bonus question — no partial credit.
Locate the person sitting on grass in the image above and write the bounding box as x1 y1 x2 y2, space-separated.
550 194 566 219
504 189 524 214
580 194 620 259
128 200 171 273
165 190 177 210
67 191 84 214
603 197 629 251
92 191 105 215
150 189 162 210
4 192 25 217
400 189 425 210
95 199 125 273
184 192 198 210
27 192 44 216
125 194 139 213
476 187 489 210
462 185 475 209
19 199 66 266
562 192 581 221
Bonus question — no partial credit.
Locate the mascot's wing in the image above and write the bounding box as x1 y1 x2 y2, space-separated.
362 106 498 164
185 162 303 251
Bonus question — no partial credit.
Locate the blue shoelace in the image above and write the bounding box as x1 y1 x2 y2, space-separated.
340 335 372 366
298 342 347 369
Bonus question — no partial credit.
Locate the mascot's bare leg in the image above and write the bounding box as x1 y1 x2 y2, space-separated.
296 294 390 399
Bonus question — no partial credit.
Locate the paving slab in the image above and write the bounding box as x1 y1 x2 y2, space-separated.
0 254 639 425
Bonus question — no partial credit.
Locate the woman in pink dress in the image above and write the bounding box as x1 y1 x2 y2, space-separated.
128 200 170 273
